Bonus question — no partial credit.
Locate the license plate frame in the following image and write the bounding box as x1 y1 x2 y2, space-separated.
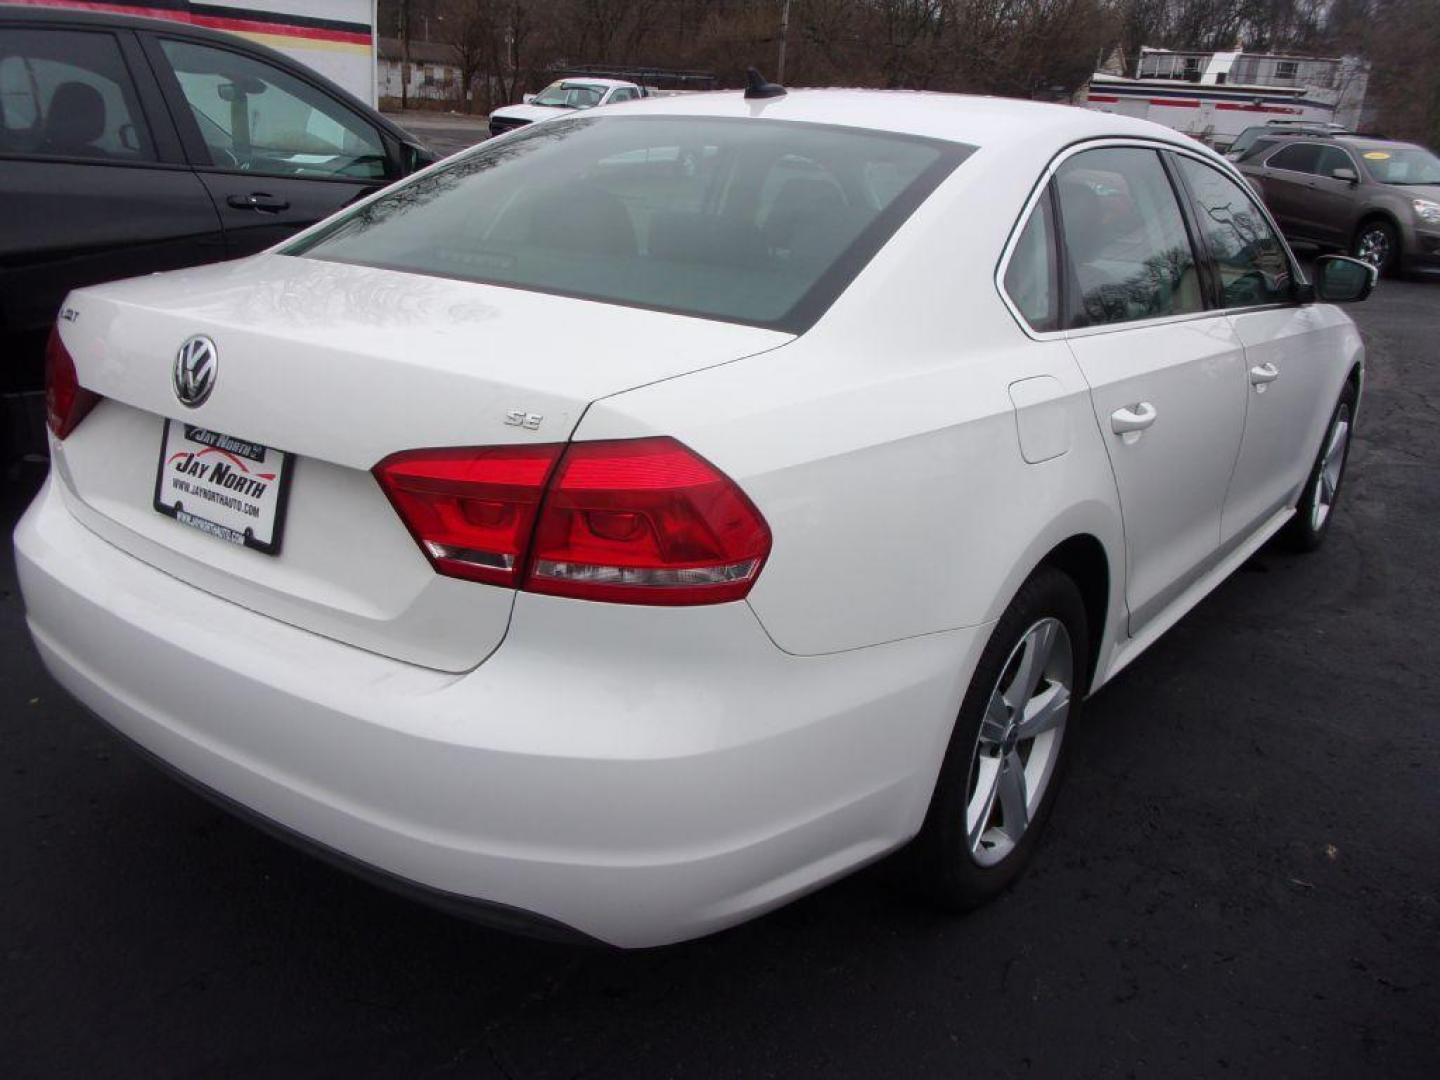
152 421 295 555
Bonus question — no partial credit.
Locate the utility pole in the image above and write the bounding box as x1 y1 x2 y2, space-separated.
399 0 410 110
776 0 791 84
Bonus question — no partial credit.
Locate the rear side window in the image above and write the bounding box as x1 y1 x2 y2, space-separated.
1174 156 1293 308
1054 147 1202 328
1002 192 1060 332
1267 142 1322 174
290 116 970 332
159 38 387 180
0 28 154 162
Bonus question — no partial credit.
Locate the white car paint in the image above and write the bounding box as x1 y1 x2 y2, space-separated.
16 89 1363 946
488 77 643 130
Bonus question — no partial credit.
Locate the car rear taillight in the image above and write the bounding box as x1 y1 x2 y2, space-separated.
375 437 770 605
44 327 99 439
374 444 563 586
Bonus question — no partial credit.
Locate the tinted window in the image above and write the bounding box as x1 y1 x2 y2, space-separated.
0 28 154 161
1003 192 1059 331
290 116 967 331
1316 146 1356 178
1237 136 1282 163
1175 156 1293 308
1267 142 1323 174
160 39 386 179
1055 147 1202 328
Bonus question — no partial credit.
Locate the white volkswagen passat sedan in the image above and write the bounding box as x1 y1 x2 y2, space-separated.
17 88 1373 947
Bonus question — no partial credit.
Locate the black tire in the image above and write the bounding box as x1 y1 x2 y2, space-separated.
1280 380 1358 553
1352 218 1399 277
915 566 1089 910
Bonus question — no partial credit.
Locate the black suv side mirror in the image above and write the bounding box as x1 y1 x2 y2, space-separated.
400 141 439 175
1331 166 1359 185
1313 255 1377 303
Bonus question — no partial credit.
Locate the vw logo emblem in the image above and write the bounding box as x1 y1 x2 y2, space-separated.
173 335 217 408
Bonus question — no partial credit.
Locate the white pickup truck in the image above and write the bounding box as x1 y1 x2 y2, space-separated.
488 78 650 138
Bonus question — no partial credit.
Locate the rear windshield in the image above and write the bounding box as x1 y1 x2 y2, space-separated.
288 116 971 332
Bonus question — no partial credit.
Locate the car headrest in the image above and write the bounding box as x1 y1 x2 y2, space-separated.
44 81 107 155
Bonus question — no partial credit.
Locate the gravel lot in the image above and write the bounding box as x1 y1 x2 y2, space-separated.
3 275 1437 1078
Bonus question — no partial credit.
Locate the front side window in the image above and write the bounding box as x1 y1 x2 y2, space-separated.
1315 145 1357 179
289 116 968 332
1266 142 1323 174
1054 147 1203 328
159 38 387 180
1002 192 1060 332
1174 156 1293 308
0 28 154 162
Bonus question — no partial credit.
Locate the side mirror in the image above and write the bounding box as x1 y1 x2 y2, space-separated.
1331 166 1358 184
1313 254 1377 303
522 93 535 104
400 141 438 174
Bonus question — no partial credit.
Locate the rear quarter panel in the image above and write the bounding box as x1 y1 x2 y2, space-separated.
577 155 1128 661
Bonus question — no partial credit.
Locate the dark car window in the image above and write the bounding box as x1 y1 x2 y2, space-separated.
159 38 386 180
1266 142 1323 174
0 28 154 162
1003 191 1060 332
288 116 968 332
1316 145 1356 179
1054 147 1203 328
1237 136 1283 163
1175 156 1292 308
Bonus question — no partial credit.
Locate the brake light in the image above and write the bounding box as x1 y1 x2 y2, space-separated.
44 327 99 439
375 437 770 605
374 444 562 586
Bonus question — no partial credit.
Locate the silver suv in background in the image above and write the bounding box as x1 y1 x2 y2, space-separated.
1239 135 1440 275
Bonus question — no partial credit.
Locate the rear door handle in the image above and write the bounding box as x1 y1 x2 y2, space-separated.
227 192 290 212
1249 362 1281 390
1111 402 1157 438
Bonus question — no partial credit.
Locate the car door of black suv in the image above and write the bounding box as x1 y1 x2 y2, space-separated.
142 32 399 258
0 19 224 390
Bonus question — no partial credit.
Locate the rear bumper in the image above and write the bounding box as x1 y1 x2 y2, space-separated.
16 476 983 947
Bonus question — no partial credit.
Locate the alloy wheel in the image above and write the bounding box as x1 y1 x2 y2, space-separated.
1311 404 1351 532
1356 228 1391 270
966 617 1073 867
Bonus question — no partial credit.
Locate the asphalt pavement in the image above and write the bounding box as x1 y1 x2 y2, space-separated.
383 109 491 157
3 277 1437 1077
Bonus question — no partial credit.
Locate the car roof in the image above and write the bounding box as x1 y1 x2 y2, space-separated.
0 2 409 137
553 77 636 89
605 87 1208 151
1334 135 1425 153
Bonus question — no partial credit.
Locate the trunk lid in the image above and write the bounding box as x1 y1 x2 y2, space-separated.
53 254 790 671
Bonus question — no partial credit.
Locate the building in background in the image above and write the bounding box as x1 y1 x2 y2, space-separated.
1080 46 1370 150
10 0 379 105
377 36 461 106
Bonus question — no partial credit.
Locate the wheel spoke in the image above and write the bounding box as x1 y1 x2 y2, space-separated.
997 750 1029 840
980 690 1010 746
966 755 1002 850
1017 682 1070 740
1004 621 1054 712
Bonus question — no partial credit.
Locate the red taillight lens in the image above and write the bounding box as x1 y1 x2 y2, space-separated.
376 437 771 605
373 444 563 586
527 437 770 605
44 327 99 439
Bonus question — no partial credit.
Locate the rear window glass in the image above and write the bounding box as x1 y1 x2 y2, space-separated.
288 116 970 332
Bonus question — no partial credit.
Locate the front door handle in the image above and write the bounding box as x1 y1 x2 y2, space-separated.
1249 362 1281 390
1111 402 1158 438
227 192 290 212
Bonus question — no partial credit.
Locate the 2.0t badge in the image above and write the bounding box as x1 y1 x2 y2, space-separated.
174 335 218 408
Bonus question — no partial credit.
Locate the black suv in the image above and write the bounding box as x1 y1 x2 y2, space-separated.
0 4 435 401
